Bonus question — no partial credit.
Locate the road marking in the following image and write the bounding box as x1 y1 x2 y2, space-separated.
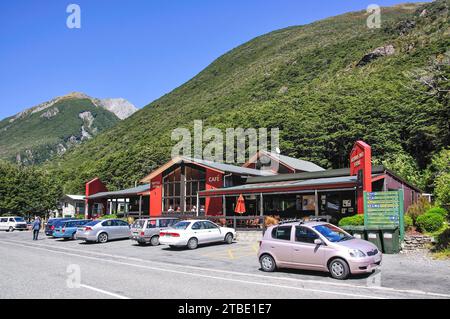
1 240 385 299
3 239 450 298
80 284 130 299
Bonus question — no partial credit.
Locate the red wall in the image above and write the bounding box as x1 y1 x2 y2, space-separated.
205 169 223 215
149 174 163 217
85 178 108 218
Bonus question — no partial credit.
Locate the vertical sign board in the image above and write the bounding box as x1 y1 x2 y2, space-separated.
350 141 372 214
364 190 404 240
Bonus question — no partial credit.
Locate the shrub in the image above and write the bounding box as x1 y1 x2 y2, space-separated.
434 227 450 251
74 214 85 219
404 215 413 231
426 207 448 218
406 196 431 224
338 214 364 226
416 213 444 233
101 214 118 219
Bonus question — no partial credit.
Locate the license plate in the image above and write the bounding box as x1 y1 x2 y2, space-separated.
133 232 138 235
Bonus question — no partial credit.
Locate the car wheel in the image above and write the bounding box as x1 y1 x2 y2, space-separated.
224 233 233 244
97 232 108 244
260 254 276 272
187 237 198 250
329 258 350 280
8 227 14 232
150 236 160 246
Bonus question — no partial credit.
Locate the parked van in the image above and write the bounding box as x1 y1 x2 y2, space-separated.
130 217 179 246
0 216 28 232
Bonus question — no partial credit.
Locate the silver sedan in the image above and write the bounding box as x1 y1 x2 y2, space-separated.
76 219 131 243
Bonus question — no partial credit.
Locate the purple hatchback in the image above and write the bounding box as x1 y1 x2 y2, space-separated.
258 221 382 280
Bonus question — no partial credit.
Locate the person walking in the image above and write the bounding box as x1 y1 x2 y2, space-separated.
32 216 41 241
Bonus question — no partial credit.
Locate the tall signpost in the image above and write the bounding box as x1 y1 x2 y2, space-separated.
349 141 372 214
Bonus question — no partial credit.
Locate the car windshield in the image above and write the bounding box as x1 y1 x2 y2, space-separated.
313 224 353 242
132 220 146 228
171 221 190 230
53 220 68 227
14 217 25 222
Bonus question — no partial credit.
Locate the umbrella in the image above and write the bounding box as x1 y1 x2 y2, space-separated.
234 194 246 214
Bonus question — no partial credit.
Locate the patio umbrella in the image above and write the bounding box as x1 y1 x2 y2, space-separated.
234 194 246 214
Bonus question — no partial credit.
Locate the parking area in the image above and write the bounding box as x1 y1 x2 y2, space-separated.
1 230 450 299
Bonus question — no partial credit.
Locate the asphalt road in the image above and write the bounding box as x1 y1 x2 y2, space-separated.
1 230 449 299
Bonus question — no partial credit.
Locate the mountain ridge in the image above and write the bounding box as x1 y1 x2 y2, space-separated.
0 93 138 164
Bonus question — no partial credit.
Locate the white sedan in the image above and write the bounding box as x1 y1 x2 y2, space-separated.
159 220 236 249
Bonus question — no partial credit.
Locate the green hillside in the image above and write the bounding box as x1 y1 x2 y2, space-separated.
50 1 449 193
0 95 120 164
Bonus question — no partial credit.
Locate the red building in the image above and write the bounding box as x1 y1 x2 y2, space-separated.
85 141 422 225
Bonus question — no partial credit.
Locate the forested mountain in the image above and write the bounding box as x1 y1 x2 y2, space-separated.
0 92 137 165
49 1 448 193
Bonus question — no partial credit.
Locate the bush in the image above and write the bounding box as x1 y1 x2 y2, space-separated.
416 213 444 233
426 207 448 218
434 227 450 251
406 197 432 224
74 214 85 219
404 215 413 231
101 214 118 219
338 214 364 226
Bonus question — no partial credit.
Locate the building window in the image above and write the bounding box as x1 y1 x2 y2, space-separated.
162 165 207 213
185 166 206 212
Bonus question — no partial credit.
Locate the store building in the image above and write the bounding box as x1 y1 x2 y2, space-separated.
85 141 422 225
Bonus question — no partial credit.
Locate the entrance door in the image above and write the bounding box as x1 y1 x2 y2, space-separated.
291 226 326 270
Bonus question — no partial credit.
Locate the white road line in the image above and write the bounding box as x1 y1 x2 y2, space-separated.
4 239 450 298
1 240 384 299
80 284 130 299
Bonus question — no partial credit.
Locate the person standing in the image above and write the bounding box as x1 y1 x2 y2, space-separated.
32 216 41 241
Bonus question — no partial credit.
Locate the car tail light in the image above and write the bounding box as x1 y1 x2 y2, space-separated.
62 228 65 233
140 231 145 236
165 232 180 237
51 226 55 230
160 232 166 237
85 227 92 231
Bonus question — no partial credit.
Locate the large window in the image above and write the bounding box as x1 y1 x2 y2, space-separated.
163 167 182 212
162 165 206 213
185 166 206 212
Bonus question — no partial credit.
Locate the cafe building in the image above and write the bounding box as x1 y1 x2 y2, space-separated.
85 141 422 226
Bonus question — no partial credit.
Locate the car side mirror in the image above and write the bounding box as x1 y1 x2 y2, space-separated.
314 239 323 245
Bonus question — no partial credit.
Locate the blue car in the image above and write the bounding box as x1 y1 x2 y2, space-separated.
45 218 73 236
53 219 91 240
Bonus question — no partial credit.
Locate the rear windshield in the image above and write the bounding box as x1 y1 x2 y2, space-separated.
53 220 68 227
84 220 101 227
171 221 190 230
14 217 25 222
132 220 146 228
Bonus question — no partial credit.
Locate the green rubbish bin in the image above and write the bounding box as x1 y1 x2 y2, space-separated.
365 226 383 251
379 225 400 254
351 226 366 240
341 226 366 240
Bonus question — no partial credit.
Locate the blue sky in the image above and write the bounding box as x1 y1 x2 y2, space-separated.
0 0 413 119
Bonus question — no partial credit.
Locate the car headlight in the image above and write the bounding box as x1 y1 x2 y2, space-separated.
349 249 366 258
